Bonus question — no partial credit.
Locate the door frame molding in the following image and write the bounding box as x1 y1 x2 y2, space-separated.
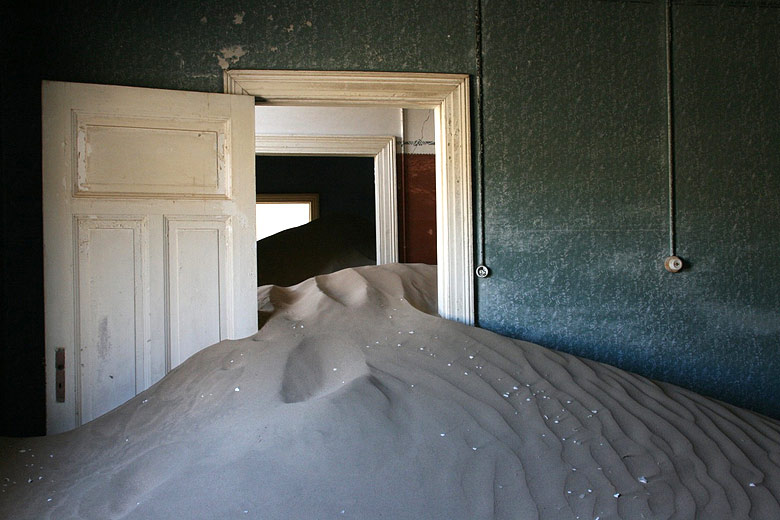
255 134 398 264
226 70 474 324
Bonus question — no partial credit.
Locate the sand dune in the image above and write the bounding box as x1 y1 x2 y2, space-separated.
2 264 779 519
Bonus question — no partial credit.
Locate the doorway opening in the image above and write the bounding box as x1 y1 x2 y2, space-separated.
255 155 376 287
253 132 399 266
227 70 474 324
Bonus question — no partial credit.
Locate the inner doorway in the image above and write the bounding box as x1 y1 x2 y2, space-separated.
255 155 376 287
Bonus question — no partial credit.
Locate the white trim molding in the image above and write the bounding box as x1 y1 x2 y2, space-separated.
255 135 397 264
226 70 474 325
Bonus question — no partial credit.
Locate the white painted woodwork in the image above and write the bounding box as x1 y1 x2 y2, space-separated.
255 106 402 137
74 113 230 198
165 216 233 369
43 81 256 433
255 135 398 264
75 217 149 424
226 70 474 324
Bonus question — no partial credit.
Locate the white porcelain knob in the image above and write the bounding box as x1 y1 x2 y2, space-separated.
664 256 683 273
475 265 490 278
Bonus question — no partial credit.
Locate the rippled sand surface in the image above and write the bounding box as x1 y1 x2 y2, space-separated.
2 264 779 519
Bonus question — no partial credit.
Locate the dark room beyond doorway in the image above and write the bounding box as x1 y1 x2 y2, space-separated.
255 155 376 287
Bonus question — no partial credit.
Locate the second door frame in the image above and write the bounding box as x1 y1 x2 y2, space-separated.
255 134 398 264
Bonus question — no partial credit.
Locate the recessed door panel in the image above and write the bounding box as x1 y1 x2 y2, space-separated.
76 217 148 423
166 216 233 369
74 113 230 198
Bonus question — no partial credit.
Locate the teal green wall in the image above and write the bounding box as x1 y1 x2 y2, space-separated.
477 0 779 416
1 0 777 435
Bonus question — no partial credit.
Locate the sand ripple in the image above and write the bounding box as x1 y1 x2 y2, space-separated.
1 264 778 519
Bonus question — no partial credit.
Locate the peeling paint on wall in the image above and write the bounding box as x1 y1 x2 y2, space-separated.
216 45 247 70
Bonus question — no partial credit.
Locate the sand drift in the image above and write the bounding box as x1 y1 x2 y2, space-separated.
2 264 779 519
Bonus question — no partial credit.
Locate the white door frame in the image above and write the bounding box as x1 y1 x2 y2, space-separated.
255 135 398 264
226 70 474 324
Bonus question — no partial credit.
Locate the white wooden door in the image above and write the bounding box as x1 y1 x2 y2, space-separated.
42 81 257 433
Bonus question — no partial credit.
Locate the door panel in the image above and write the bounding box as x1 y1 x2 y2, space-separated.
165 216 232 369
43 81 256 433
73 112 231 198
75 217 149 424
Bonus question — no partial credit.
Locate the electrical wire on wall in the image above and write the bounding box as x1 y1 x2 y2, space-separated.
664 0 683 273
474 0 490 280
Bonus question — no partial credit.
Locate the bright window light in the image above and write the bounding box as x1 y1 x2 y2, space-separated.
256 203 310 240
255 194 319 241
